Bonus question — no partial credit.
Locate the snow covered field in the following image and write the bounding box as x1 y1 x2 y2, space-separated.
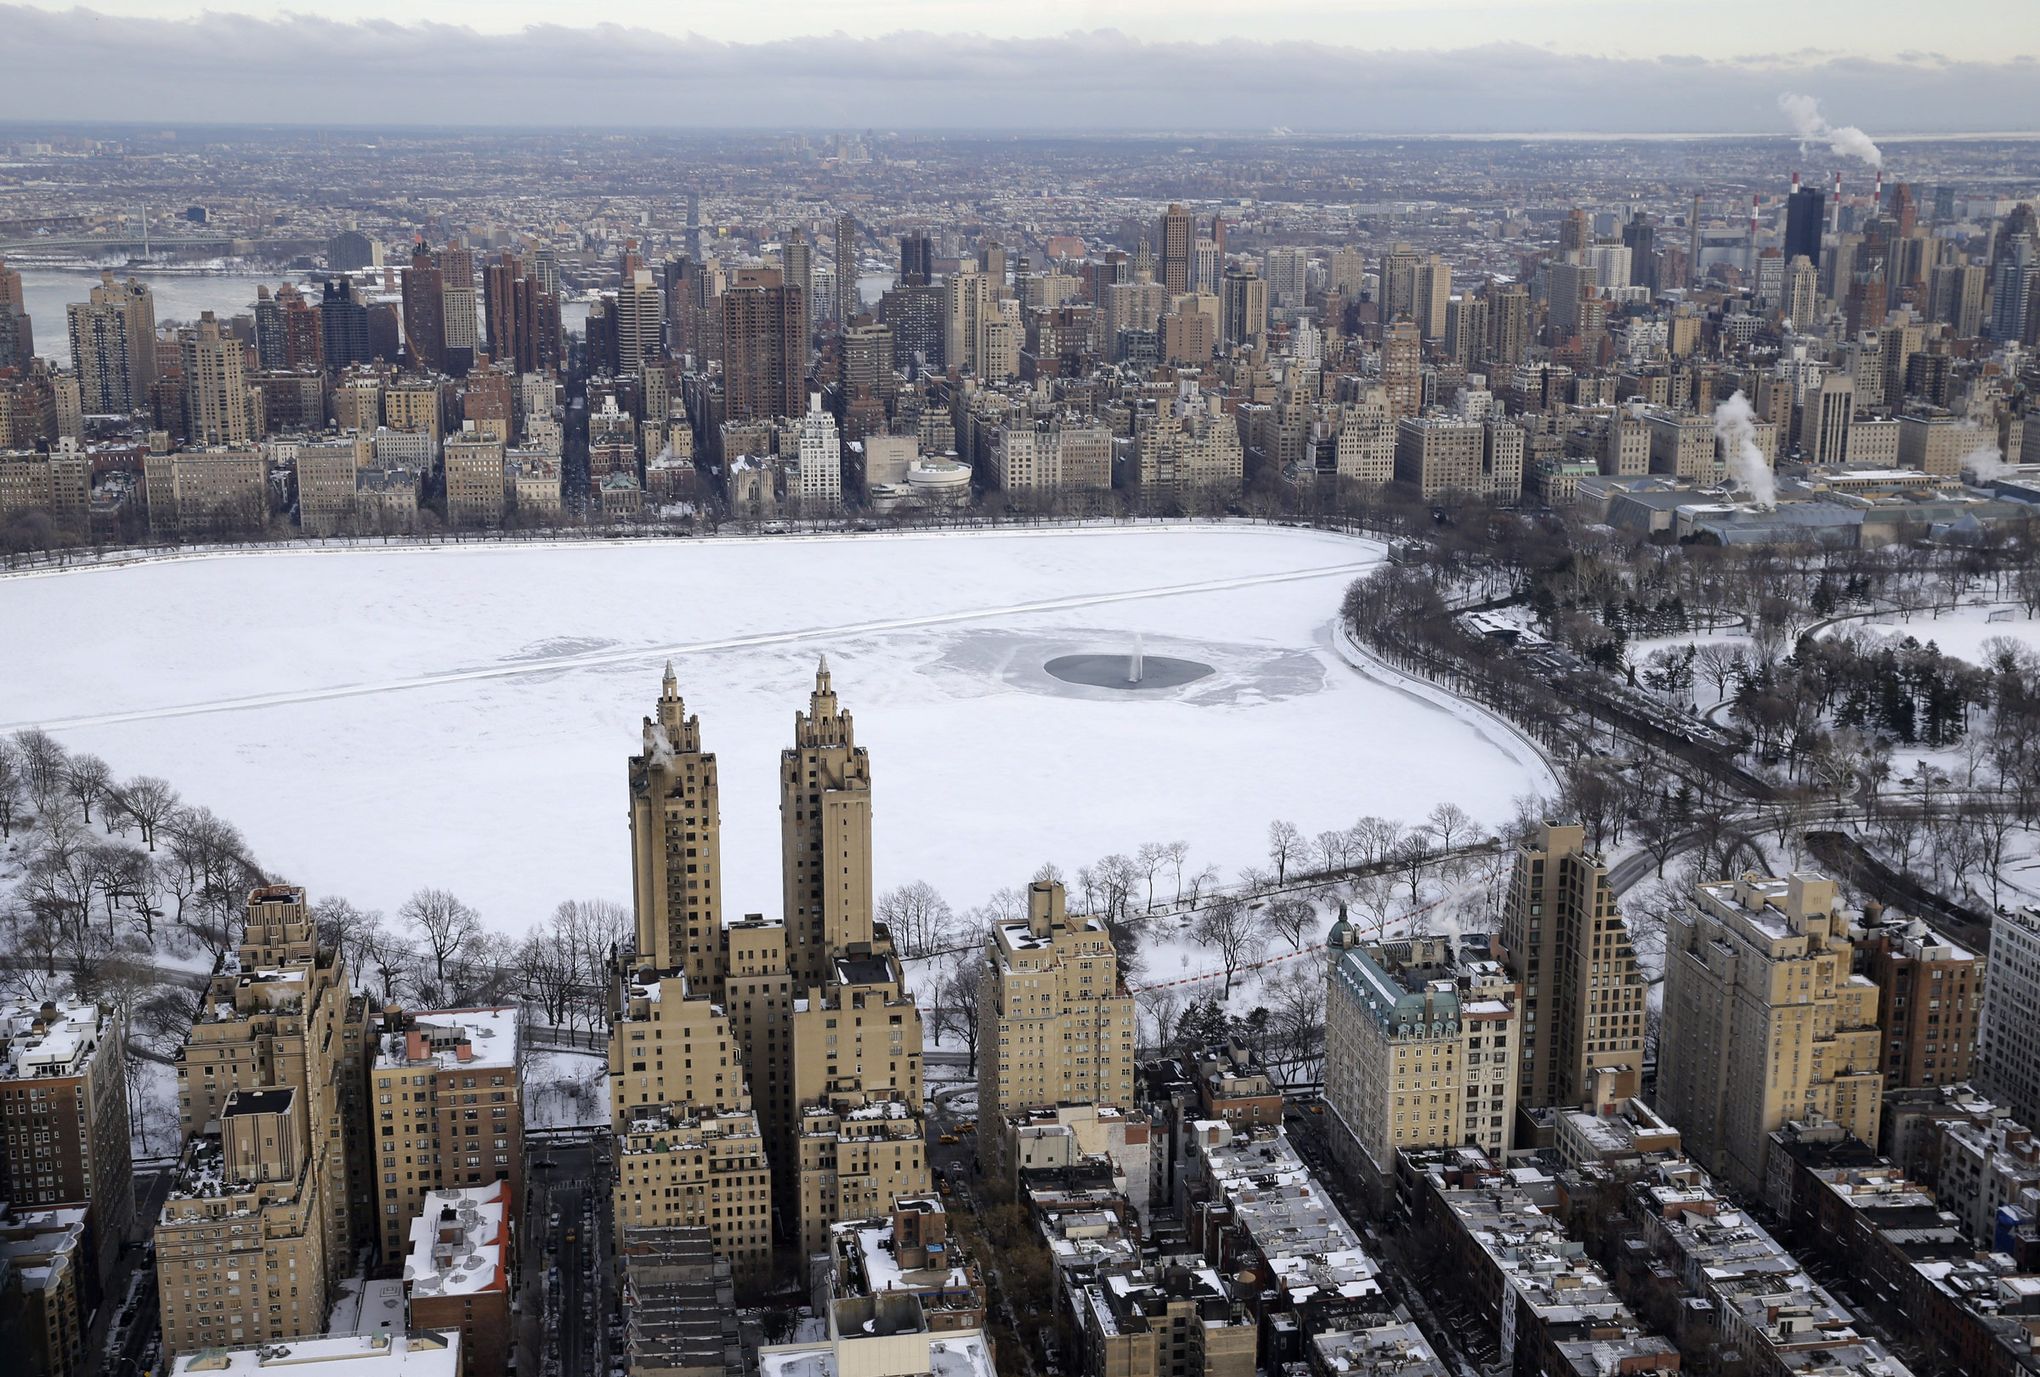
1837 602 2040 666
1 525 1550 934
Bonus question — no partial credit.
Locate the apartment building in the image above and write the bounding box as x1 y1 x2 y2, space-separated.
442 430 507 527
0 1204 89 1377
0 998 134 1276
1134 407 1244 499
613 1106 773 1285
1497 822 1648 1119
367 1009 523 1265
977 880 1136 1177
823 1198 985 1332
1979 906 2040 1128
1851 912 1983 1090
1322 933 1519 1199
142 447 268 537
168 1331 459 1377
163 885 369 1357
1658 873 1884 1197
780 657 875 990
1074 1265 1257 1377
0 442 89 524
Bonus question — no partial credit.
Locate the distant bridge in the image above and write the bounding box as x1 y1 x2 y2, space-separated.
0 232 327 258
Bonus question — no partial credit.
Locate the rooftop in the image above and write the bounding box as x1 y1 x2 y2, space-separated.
403 1182 509 1301
376 1008 519 1072
0 999 107 1081
1199 1124 1383 1305
171 1331 460 1377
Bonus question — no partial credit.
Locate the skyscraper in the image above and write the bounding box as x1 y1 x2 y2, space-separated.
783 228 814 345
66 299 134 413
833 213 856 325
614 268 665 375
1785 178 1827 268
720 268 804 421
1159 204 1194 294
628 665 727 990
1496 822 1648 1116
179 311 252 446
401 242 446 373
1219 263 1267 349
91 271 156 391
793 391 843 510
320 279 372 369
898 232 933 287
780 656 873 989
0 255 29 370
438 241 477 375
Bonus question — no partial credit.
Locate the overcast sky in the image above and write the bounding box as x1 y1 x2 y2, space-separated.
2 2 2035 132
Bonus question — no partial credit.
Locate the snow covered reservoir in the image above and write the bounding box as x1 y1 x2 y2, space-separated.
2 525 1550 928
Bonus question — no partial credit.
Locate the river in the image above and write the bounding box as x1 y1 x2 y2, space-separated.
15 267 309 368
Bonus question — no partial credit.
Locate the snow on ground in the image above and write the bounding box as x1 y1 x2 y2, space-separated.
1 525 1547 937
1833 602 2040 666
522 1049 608 1130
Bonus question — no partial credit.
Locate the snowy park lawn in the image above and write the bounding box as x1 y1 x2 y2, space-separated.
1834 602 2040 667
522 1049 609 1131
1 525 1549 935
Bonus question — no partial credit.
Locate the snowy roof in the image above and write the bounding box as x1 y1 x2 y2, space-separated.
759 1329 996 1377
172 1330 460 1376
403 1182 509 1300
376 1008 519 1071
0 1000 107 1080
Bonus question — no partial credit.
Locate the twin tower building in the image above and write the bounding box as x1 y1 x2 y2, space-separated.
611 657 927 1282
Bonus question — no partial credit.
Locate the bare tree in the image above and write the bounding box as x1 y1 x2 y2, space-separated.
1267 820 1305 885
1182 864 1220 908
110 776 178 851
1266 895 1315 951
65 754 113 825
1693 642 1745 701
1135 842 1168 912
877 880 954 957
1351 873 1398 938
935 957 986 1075
1164 841 1191 905
14 728 68 815
1193 896 1268 998
1264 964 1326 1084
1426 802 1476 855
314 896 382 979
518 926 579 1029
1390 835 1433 906
0 742 23 839
400 888 483 1002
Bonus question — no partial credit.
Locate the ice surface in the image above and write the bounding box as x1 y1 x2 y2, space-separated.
1 526 1548 933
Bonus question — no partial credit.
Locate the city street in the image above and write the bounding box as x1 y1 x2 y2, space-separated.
524 1138 613 1377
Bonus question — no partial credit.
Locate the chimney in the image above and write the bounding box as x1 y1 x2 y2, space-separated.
1750 195 1760 237
1791 170 1801 194
1874 169 1885 207
1831 172 1843 234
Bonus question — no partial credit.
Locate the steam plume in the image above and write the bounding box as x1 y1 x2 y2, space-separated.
1778 93 1883 168
1713 390 1777 510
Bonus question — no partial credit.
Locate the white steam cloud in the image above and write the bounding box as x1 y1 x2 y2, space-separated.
1960 440 2012 482
1713 390 1777 510
1779 93 1884 168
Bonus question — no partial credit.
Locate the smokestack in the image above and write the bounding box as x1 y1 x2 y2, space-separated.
1791 170 1801 194
1831 171 1842 234
1874 168 1885 208
1750 195 1760 237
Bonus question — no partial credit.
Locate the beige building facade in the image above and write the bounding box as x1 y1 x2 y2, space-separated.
1658 873 1884 1197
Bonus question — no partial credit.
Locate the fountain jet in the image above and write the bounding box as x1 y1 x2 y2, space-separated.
1128 634 1145 684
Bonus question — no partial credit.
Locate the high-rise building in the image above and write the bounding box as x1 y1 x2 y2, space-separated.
1785 182 1827 268
898 232 933 288
365 1009 523 1265
1488 284 1529 367
1414 255 1451 340
1800 370 1855 465
1392 415 1482 497
1658 873 1884 1197
1978 906 2040 1128
1496 822 1648 1117
327 229 383 272
179 311 253 446
90 271 157 393
160 886 369 1359
1218 264 1267 349
614 268 665 376
833 213 857 325
1377 244 1421 324
275 283 322 371
443 430 508 527
1850 914 1983 1091
0 998 135 1279
793 392 843 510
783 228 814 346
252 285 285 371
1621 213 1657 293
1159 204 1195 295
1559 207 1591 257
1380 319 1422 419
942 268 991 375
780 657 873 989
629 663 728 988
976 880 1135 1178
438 242 477 374
65 300 134 414
1322 932 1519 1199
1264 247 1308 309
720 268 804 421
320 280 373 368
402 243 447 373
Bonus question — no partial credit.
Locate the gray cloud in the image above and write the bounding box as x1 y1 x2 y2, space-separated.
1 7 2034 132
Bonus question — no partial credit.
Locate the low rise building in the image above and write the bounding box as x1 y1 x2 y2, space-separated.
758 1297 996 1377
1307 1320 1449 1377
821 1197 985 1332
619 1227 740 1377
1075 1265 1257 1377
169 1330 460 1377
401 1183 510 1377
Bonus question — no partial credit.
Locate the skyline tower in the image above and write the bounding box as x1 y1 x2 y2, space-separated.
720 267 805 421
401 241 446 372
628 663 726 989
1159 202 1194 294
780 655 873 989
833 212 857 324
1785 174 1827 268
